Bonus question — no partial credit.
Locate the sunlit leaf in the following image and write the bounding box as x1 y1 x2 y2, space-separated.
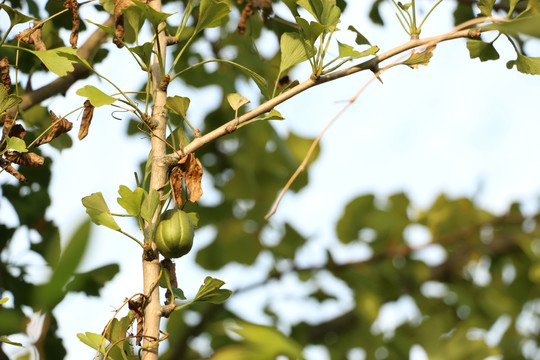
6 136 28 153
0 4 36 26
477 0 495 16
193 276 232 304
482 14 540 38
279 32 316 74
76 85 117 107
400 45 436 68
140 189 160 223
117 185 144 216
297 0 341 27
29 47 81 77
130 0 173 29
337 41 378 59
195 0 230 33
466 39 499 61
296 17 326 45
123 4 145 40
0 84 22 114
82 193 121 230
348 25 372 46
227 93 250 111
165 96 190 118
507 51 540 75
77 332 107 354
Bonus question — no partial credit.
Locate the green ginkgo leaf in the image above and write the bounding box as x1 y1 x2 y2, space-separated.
76 85 117 107
82 192 121 230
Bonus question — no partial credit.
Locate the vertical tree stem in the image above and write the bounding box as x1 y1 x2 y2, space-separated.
142 0 168 359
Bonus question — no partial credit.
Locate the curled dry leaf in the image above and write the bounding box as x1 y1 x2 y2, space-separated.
35 111 73 147
178 153 203 203
5 151 45 167
113 0 134 48
16 22 47 51
7 124 26 140
237 1 254 35
0 57 11 91
1 113 14 140
63 0 80 48
78 100 94 140
0 158 27 183
170 168 184 207
128 297 144 346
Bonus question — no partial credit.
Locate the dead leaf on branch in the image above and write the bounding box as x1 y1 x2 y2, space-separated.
170 168 184 206
15 22 47 51
5 151 45 167
0 57 11 91
402 44 437 69
6 124 26 140
34 111 73 147
177 153 203 203
78 100 94 140
113 0 134 48
0 158 27 183
128 297 144 346
63 0 80 48
1 113 14 141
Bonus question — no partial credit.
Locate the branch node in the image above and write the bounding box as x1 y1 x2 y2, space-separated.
161 304 177 318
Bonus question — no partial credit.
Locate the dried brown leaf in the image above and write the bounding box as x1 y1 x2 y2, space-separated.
0 157 27 183
0 57 11 91
64 0 80 48
237 1 254 35
8 124 26 140
1 113 14 140
78 100 94 140
128 298 144 346
178 153 203 203
35 111 73 147
5 151 45 167
16 22 47 51
113 0 134 48
170 169 184 207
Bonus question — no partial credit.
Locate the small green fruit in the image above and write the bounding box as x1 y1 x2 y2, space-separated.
155 209 194 258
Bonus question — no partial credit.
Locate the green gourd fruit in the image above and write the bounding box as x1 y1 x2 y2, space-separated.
155 209 194 258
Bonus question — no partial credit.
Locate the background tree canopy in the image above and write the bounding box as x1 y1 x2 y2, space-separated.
1 0 540 359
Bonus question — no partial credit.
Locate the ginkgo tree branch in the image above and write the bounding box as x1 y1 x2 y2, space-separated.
161 18 504 169
8 16 114 116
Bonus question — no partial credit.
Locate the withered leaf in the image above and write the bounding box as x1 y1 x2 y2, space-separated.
178 153 203 203
35 111 73 147
5 151 45 167
78 100 94 140
1 113 14 140
402 44 437 69
64 0 80 48
113 0 134 48
8 124 26 140
0 157 27 183
0 57 11 91
170 168 184 207
237 1 254 35
16 22 47 51
128 298 144 346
